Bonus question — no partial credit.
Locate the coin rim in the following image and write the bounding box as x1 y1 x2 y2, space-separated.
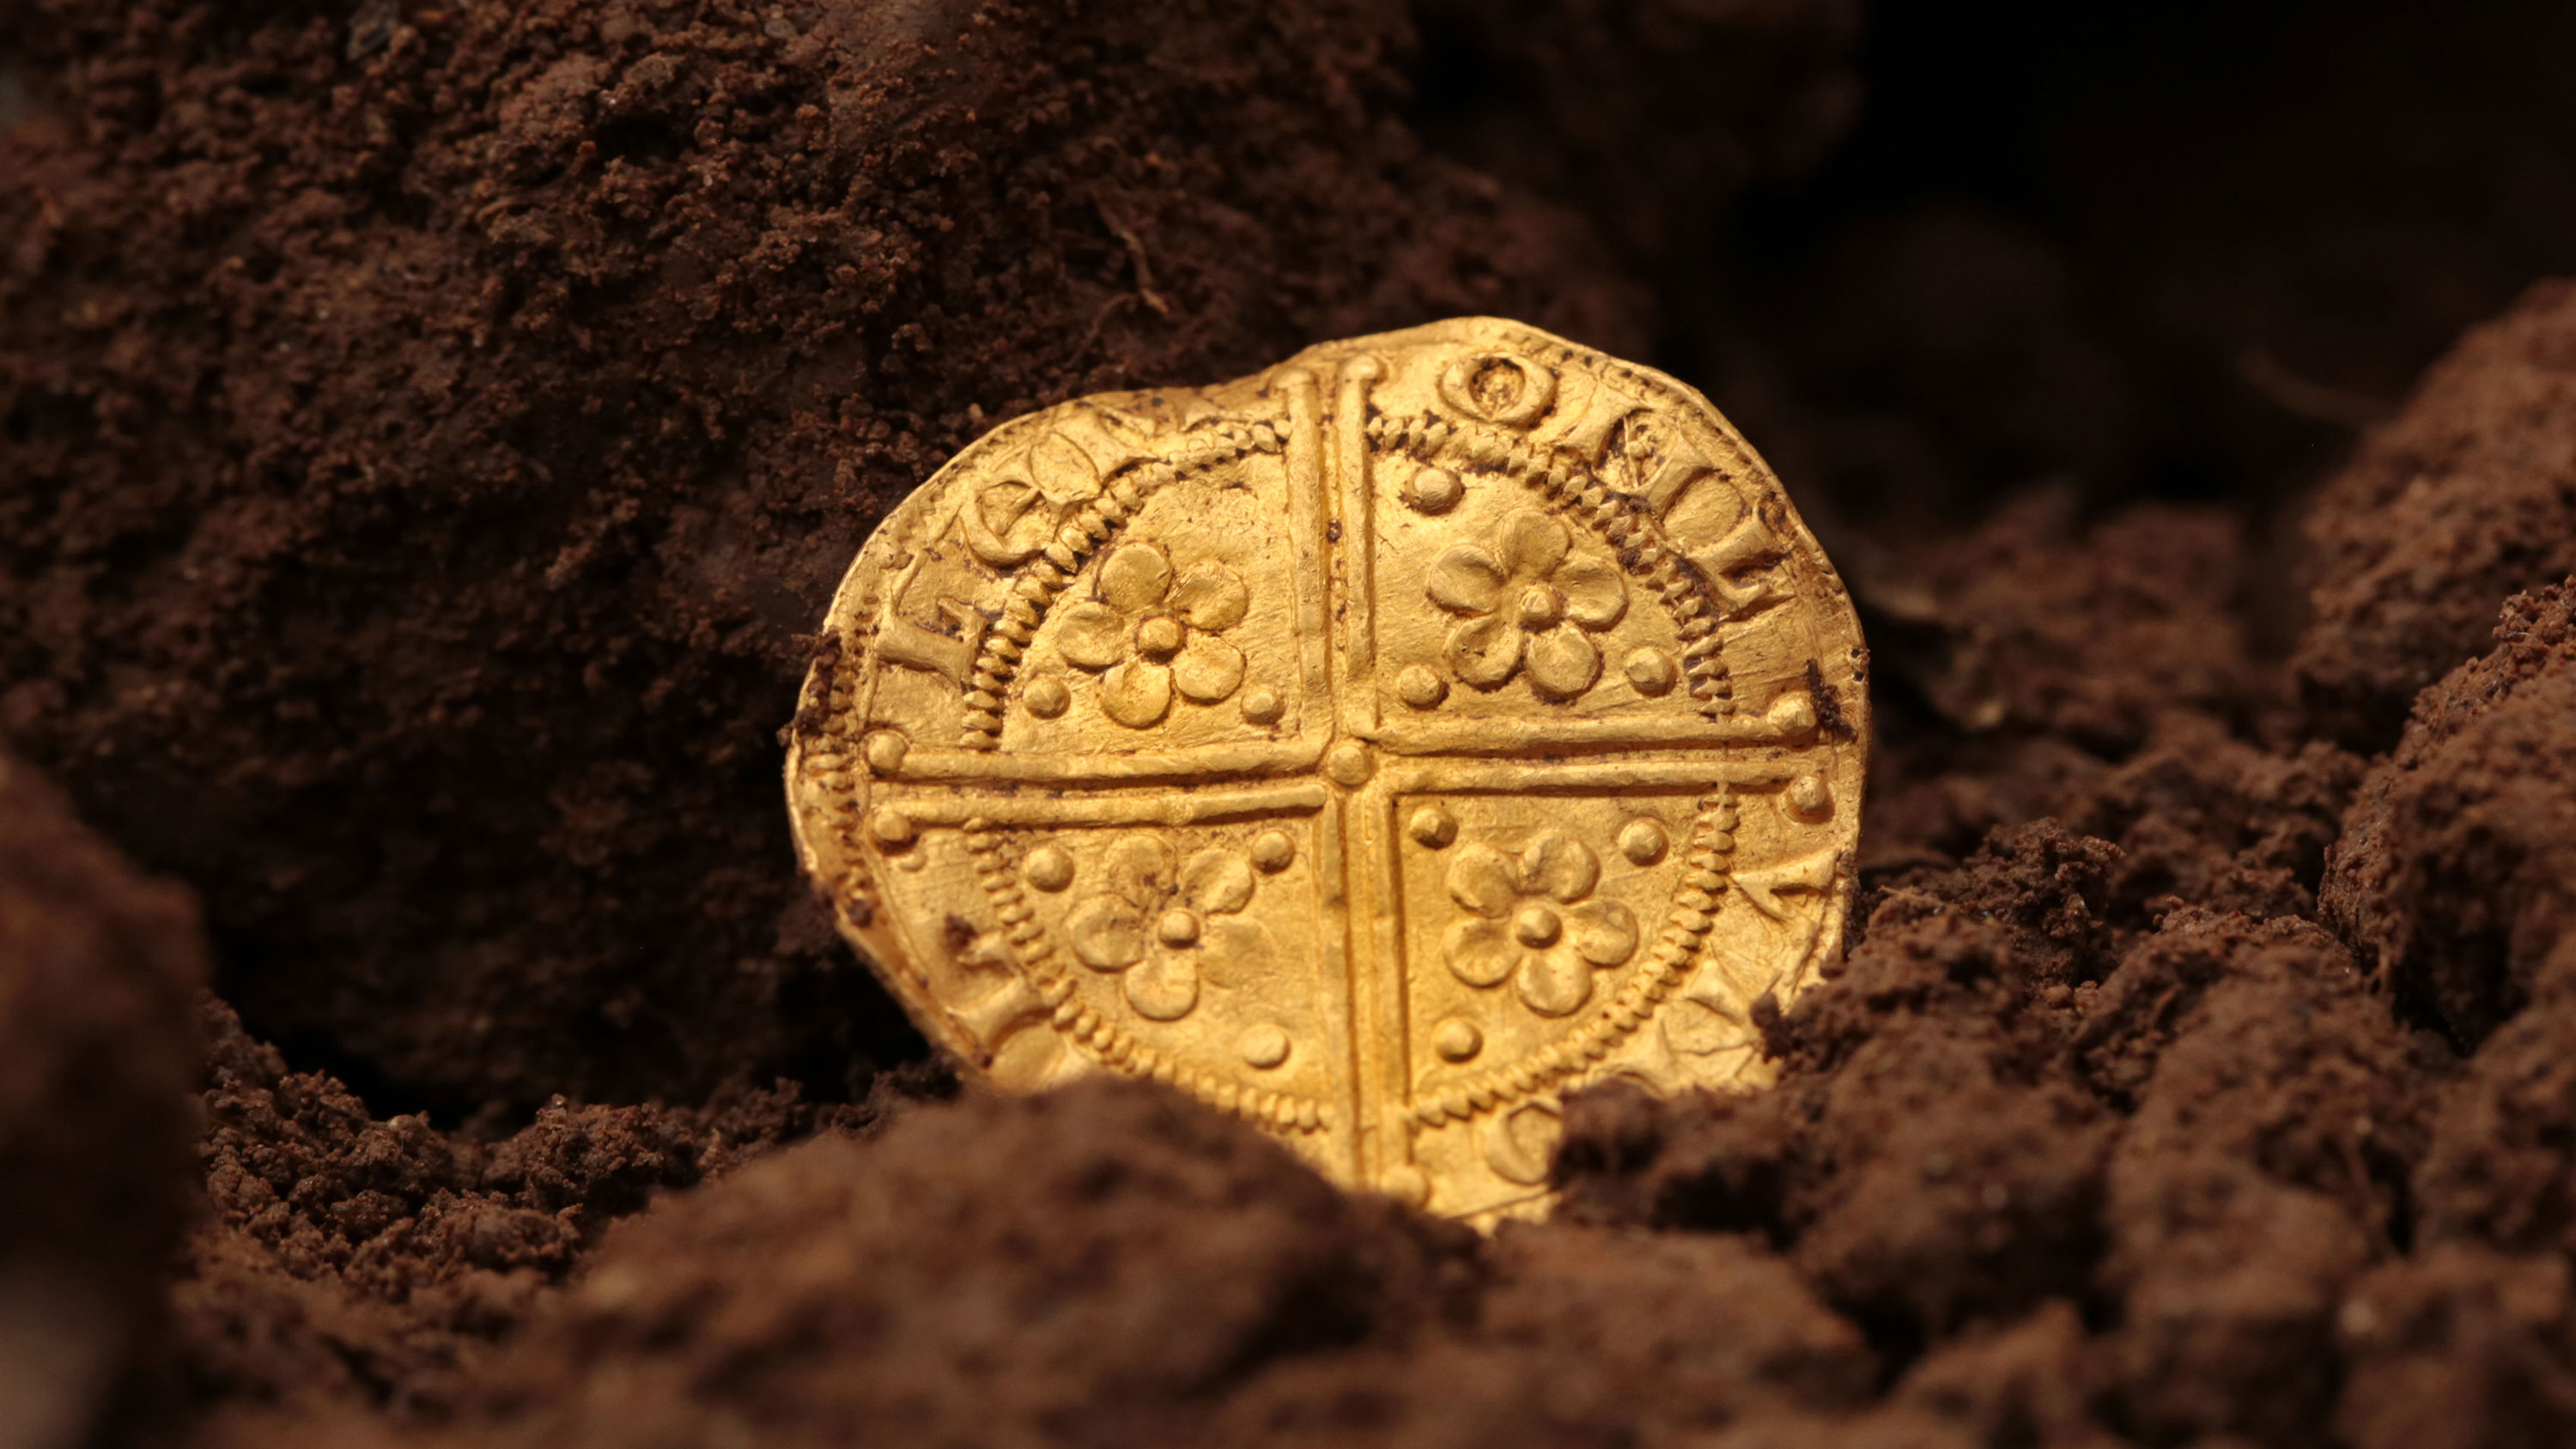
782 315 1869 1125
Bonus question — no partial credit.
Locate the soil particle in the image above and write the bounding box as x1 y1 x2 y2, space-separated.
1884 1302 2117 1449
1216 1223 1878 1448
2342 589 2576 1272
2053 717 2364 930
2094 912 2433 1445
1855 491 2279 882
2414 1001 2576 1263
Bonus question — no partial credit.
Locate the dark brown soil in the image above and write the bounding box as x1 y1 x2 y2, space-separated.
0 748 204 1449
160 995 919 1429
2296 289 2576 749
0 0 1640 1116
9 1 2576 1446
2324 583 2576 1052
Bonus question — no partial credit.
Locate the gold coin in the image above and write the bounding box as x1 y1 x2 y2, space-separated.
785 318 1866 1223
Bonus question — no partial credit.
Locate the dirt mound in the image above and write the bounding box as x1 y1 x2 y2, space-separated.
2323 582 2576 1049
0 751 204 1449
162 998 917 1427
487 1078 1879 1449
2295 288 2576 749
1558 870 2439 1446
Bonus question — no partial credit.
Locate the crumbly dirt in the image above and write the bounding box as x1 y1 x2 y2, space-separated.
151 997 919 1434
2323 583 2576 1052
2295 287 2576 750
9 1 2576 1447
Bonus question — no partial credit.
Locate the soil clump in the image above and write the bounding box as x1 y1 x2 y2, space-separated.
0 749 204 1449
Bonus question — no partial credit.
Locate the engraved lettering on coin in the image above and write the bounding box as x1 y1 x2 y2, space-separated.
1438 352 1555 427
1662 995 1747 1058
786 318 1868 1224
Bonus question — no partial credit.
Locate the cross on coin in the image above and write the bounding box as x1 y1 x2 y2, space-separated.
786 318 1868 1224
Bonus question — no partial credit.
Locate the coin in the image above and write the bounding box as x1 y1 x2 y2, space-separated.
785 318 1866 1223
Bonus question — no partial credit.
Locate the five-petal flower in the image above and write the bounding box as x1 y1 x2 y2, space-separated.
1058 541 1250 728
1443 831 1639 1016
1427 511 1627 700
1065 835 1273 1021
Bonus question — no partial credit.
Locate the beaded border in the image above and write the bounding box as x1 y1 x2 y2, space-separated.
1367 384 1777 1122
1364 411 1737 721
963 818 1333 1136
954 420 1283 749
1408 788 1742 1126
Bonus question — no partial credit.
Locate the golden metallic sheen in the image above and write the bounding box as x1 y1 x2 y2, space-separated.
785 318 1867 1223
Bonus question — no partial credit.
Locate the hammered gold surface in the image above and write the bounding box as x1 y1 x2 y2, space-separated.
784 318 1867 1223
